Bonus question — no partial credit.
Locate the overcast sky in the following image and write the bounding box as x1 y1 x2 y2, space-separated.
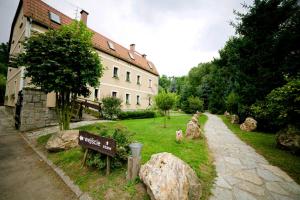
0 0 252 76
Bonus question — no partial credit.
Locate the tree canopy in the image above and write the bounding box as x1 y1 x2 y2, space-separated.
17 21 103 130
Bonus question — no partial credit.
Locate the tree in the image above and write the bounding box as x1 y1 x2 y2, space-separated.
159 75 171 92
155 91 176 127
101 96 122 120
16 21 103 130
187 96 204 114
0 43 9 104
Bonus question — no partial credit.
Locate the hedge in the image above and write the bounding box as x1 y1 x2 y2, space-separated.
118 110 156 120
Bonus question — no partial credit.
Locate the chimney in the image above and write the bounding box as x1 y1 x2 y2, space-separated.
130 44 135 51
80 10 89 25
142 54 147 59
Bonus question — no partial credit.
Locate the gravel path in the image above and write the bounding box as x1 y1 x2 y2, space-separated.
204 113 300 200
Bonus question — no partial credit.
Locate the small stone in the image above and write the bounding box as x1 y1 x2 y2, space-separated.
215 177 232 189
211 187 233 200
46 130 79 152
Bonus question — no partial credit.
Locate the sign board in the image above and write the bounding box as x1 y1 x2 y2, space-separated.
78 131 116 157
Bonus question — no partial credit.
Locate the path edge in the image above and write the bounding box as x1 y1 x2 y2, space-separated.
20 132 92 200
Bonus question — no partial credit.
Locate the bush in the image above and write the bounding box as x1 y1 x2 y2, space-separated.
225 91 239 114
186 96 204 114
251 79 300 131
101 96 122 120
118 110 156 119
86 125 134 170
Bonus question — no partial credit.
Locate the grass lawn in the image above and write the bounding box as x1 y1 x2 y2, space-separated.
220 115 300 184
37 114 215 200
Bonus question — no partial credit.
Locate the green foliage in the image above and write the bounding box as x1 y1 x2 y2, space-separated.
118 110 156 120
101 96 122 120
86 125 133 170
0 43 9 104
15 21 103 130
154 91 177 127
184 96 204 114
179 0 300 130
251 79 300 131
225 91 240 114
158 75 171 92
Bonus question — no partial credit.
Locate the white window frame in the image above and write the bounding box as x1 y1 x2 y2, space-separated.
136 95 140 105
126 71 131 82
113 66 119 78
148 79 152 88
125 93 131 105
111 91 118 98
137 75 141 85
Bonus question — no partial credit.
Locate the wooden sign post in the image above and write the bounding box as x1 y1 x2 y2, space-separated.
78 131 116 175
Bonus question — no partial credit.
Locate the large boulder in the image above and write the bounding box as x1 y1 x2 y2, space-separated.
186 120 201 139
240 117 257 132
230 114 239 124
139 152 201 200
276 126 300 155
46 130 79 152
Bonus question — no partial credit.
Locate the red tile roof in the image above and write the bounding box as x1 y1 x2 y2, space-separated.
20 0 159 76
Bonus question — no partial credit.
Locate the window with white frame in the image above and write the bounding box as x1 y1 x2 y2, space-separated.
136 95 140 105
113 67 119 78
148 79 152 88
126 71 130 82
137 75 141 85
126 93 130 104
112 91 117 98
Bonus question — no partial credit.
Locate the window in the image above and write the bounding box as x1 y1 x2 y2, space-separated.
19 22 23 29
148 62 153 69
126 94 130 104
113 67 118 78
126 71 130 82
137 75 141 85
108 41 115 50
112 91 117 98
94 89 99 101
49 12 61 24
148 97 151 106
148 79 152 88
136 95 140 105
129 52 135 60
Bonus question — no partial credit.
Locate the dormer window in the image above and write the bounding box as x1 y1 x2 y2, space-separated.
148 62 153 69
108 41 115 50
49 12 61 24
129 52 135 60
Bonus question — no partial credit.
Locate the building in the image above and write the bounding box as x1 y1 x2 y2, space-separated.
5 0 159 131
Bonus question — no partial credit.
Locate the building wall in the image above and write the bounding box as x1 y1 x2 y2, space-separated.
9 8 27 56
28 21 159 110
86 51 159 110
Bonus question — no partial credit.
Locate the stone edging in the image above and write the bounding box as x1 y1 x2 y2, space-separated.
19 133 92 200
